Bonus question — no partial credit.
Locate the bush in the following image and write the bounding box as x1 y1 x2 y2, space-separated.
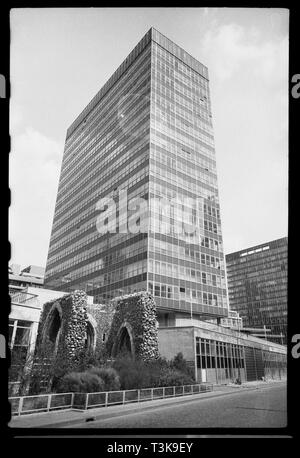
170 352 195 379
113 355 150 390
57 371 105 393
55 353 196 394
88 367 121 391
158 369 194 387
143 357 170 388
56 372 82 393
75 348 106 372
113 354 194 390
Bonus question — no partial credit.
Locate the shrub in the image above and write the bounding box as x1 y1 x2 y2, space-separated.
158 369 194 387
56 372 82 393
113 354 194 390
170 352 195 379
80 372 106 392
143 357 170 387
113 355 150 390
75 348 106 372
88 367 121 391
57 371 105 393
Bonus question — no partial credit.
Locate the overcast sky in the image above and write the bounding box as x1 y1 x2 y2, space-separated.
9 8 289 269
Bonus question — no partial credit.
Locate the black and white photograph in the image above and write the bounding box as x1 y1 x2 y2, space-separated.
3 5 295 441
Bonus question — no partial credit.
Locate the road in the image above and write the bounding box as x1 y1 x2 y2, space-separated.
62 384 286 429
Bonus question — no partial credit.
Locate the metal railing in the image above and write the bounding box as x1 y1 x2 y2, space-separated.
9 290 39 306
9 383 213 416
84 383 212 410
10 392 74 416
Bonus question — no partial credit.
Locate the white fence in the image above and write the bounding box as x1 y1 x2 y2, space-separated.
10 383 213 416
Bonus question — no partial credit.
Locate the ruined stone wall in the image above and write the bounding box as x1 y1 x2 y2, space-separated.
35 290 88 365
106 292 159 361
35 290 159 364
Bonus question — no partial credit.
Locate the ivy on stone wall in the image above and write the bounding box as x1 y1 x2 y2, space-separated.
106 292 159 361
35 290 160 377
35 290 88 374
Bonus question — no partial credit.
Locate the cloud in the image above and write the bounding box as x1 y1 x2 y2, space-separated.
11 126 62 168
201 23 288 86
9 125 63 267
202 21 289 254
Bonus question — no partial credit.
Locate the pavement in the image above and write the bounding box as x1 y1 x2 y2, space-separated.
74 382 287 429
8 379 286 429
215 378 287 390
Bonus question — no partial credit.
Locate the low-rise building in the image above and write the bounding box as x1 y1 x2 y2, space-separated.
158 316 286 384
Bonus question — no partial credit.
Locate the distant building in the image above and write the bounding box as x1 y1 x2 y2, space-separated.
226 237 287 345
9 273 44 290
9 265 45 290
220 309 243 330
21 265 45 278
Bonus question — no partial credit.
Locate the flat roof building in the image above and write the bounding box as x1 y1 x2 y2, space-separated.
9 264 45 291
158 318 286 384
44 28 229 325
20 265 45 278
9 273 44 290
226 237 288 344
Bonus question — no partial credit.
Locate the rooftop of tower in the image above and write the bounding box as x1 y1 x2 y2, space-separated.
66 27 209 140
225 236 288 260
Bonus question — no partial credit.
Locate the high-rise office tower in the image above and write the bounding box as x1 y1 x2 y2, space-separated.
44 28 229 324
226 237 288 344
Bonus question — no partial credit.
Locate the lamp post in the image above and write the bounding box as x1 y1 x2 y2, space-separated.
236 319 242 384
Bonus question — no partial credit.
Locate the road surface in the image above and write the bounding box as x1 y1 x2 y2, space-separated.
61 384 286 428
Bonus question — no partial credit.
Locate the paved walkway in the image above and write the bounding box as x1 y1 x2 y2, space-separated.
9 379 286 429
215 378 286 390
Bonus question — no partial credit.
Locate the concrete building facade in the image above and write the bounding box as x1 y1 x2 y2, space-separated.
158 319 286 384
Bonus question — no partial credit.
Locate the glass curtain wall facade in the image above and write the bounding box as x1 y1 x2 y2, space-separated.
45 30 152 300
226 237 288 344
148 30 228 318
44 28 228 320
